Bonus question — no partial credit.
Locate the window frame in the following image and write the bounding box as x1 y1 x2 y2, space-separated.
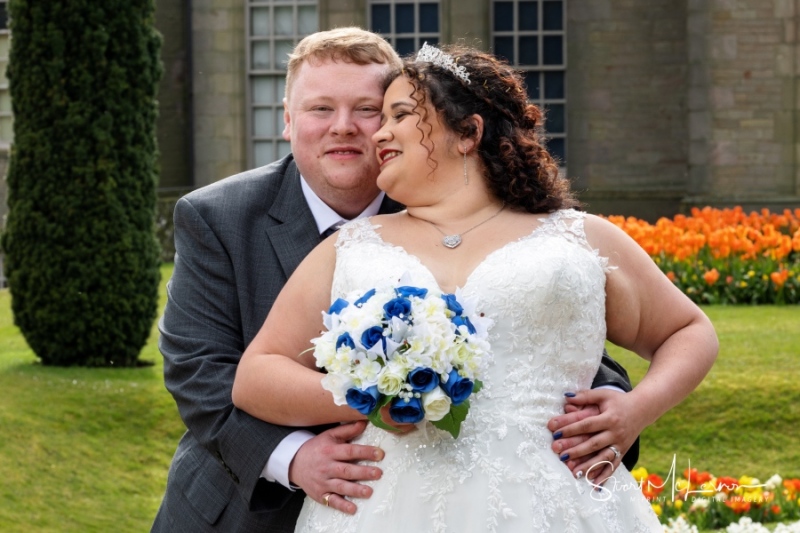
367 0 441 57
245 0 319 168
491 0 567 166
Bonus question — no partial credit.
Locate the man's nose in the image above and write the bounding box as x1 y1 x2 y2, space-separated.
330 110 357 135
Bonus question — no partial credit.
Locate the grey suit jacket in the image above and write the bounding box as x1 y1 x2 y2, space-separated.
153 155 402 532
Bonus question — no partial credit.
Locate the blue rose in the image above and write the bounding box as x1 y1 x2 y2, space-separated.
396 286 428 299
441 368 474 405
335 332 356 350
383 297 412 322
346 386 380 415
354 288 376 307
452 315 477 335
328 298 349 315
360 326 385 350
441 294 464 316
407 367 439 393
389 396 425 423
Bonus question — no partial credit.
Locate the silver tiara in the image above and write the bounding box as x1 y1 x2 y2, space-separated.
415 42 471 84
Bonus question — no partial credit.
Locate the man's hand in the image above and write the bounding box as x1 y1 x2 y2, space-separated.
289 421 384 515
548 389 643 483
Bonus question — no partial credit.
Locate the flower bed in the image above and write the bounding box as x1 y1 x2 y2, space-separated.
607 207 800 304
631 466 800 530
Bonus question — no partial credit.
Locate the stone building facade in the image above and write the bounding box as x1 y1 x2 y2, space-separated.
149 0 799 221
1 0 798 256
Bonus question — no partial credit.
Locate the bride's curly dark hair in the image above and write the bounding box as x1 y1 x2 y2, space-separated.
387 44 579 213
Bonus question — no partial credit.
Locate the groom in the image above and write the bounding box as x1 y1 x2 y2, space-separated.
153 28 636 533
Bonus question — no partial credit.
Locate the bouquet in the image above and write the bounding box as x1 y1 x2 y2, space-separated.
312 277 493 438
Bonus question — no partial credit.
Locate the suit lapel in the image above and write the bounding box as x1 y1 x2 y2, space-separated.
379 195 405 215
265 162 320 279
266 163 404 279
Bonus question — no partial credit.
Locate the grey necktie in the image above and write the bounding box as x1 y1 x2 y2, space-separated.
320 225 339 240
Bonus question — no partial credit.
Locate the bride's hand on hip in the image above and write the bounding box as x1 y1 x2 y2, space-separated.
547 389 646 483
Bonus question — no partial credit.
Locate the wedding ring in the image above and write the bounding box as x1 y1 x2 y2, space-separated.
609 445 622 461
322 493 333 507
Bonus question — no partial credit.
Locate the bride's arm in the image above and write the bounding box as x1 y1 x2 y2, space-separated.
550 214 718 473
231 238 365 426
599 213 718 422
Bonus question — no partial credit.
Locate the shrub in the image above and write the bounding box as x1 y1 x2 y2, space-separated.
0 0 162 366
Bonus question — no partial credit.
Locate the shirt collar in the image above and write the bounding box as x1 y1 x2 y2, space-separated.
300 175 385 234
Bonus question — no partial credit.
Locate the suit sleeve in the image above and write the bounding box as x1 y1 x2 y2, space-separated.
159 196 297 512
591 349 639 470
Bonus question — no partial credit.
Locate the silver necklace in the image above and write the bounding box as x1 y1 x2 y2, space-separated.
412 203 506 249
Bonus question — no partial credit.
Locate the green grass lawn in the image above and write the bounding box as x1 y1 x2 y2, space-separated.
0 265 183 533
1 264 798 531
610 305 800 480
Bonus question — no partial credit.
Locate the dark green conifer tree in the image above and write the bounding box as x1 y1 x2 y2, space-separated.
1 0 162 366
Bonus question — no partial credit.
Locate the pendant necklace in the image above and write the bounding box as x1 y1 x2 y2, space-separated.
412 203 505 249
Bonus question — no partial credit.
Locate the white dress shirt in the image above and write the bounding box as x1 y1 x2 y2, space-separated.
260 176 385 489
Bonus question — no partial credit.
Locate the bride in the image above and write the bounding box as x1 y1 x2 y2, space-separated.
232 44 718 532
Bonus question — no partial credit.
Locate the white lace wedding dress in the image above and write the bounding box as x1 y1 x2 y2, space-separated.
295 210 662 532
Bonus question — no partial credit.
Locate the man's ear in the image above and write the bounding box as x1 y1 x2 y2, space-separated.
282 98 291 141
461 113 484 152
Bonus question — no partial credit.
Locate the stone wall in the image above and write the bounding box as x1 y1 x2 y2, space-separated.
164 0 799 220
568 0 690 219
684 0 800 210
191 0 246 187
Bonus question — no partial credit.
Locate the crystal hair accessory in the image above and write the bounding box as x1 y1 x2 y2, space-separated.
415 42 471 84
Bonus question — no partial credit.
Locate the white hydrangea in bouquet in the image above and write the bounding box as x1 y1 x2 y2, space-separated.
312 275 493 438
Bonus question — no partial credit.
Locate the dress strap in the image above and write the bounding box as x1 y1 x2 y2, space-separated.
335 217 383 250
539 210 613 273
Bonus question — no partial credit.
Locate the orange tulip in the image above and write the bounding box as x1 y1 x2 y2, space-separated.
725 496 751 514
703 269 720 285
771 269 789 288
642 473 666 500
716 476 740 494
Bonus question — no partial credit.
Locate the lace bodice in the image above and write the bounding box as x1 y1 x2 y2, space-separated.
296 209 661 533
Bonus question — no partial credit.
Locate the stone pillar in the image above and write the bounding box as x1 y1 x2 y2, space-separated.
684 0 800 210
155 0 193 190
568 0 689 220
442 0 489 48
191 0 246 187
320 0 366 29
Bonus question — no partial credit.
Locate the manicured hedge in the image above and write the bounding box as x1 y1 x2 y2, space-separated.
1 0 162 366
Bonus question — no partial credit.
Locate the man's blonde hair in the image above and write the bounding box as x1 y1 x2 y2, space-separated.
285 27 401 98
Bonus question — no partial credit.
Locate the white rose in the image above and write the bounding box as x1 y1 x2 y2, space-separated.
422 387 452 422
376 363 406 396
321 373 354 406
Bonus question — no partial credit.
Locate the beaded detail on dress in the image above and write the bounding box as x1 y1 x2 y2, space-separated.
295 209 661 533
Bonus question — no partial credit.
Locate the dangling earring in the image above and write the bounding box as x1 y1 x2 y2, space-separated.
462 148 469 186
